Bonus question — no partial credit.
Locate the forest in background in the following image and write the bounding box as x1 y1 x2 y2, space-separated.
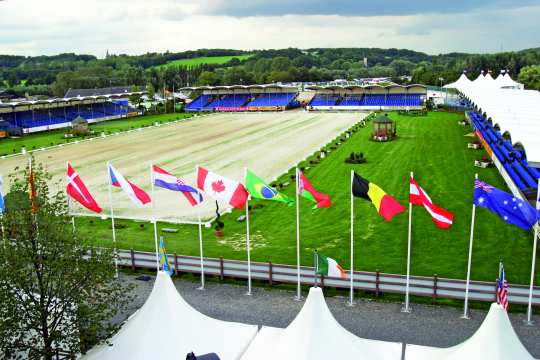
1 47 540 97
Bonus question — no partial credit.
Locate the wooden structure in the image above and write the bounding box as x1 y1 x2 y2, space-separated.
372 114 396 141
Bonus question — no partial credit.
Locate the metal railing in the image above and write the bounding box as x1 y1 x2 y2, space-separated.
118 249 540 306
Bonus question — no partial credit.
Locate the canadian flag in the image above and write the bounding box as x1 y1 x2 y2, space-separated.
410 177 454 229
196 167 248 209
66 163 102 213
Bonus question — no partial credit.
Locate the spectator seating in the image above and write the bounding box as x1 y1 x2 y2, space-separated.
309 94 423 107
247 93 297 107
309 95 340 106
468 111 539 192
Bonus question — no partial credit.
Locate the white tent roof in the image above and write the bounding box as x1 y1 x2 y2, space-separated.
405 303 536 360
241 287 402 360
443 73 472 89
82 271 258 360
458 86 540 163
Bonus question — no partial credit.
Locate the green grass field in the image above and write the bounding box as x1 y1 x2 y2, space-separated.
73 111 537 284
0 113 193 156
157 55 252 68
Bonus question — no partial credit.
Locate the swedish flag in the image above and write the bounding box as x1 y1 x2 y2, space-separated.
245 169 292 205
159 237 174 276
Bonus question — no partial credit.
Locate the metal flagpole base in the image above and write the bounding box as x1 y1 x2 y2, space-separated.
523 320 534 326
197 286 205 291
347 301 355 307
245 291 252 296
294 295 303 301
460 314 470 320
400 306 411 313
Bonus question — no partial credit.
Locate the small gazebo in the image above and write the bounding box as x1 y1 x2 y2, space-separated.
372 114 396 142
71 116 89 136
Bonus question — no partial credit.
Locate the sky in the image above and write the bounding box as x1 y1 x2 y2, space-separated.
0 0 539 57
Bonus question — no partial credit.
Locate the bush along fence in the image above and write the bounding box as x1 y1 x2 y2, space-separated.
118 249 540 307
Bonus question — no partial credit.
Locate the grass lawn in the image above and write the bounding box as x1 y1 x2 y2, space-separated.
0 113 193 156
74 111 538 284
157 55 252 68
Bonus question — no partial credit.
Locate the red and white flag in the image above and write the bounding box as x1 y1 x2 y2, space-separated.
409 177 454 229
196 167 248 209
66 163 102 213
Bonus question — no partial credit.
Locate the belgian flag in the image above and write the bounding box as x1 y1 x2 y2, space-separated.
352 172 405 221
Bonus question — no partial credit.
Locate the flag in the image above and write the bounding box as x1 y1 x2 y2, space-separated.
108 164 151 207
196 167 248 209
66 163 102 213
316 252 346 279
0 175 4 215
474 180 540 230
245 169 292 204
159 237 174 276
410 177 454 229
497 262 509 311
298 171 331 208
28 162 37 213
352 172 405 221
152 165 203 206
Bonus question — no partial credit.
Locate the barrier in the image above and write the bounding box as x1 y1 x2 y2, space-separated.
117 249 540 306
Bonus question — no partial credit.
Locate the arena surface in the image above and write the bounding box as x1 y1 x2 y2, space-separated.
1 111 365 221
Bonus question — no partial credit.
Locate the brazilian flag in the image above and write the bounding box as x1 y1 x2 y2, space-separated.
245 169 292 205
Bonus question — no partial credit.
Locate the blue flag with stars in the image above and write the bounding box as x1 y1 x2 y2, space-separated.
474 180 540 230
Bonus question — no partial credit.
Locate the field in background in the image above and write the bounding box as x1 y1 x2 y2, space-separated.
70 111 537 284
157 55 253 68
0 113 193 155
1 111 362 222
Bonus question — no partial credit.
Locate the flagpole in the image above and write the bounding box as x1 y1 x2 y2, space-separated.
348 170 355 306
295 167 302 301
402 171 413 313
150 164 159 273
66 162 76 234
107 162 119 278
462 173 478 319
314 250 318 288
245 169 252 295
197 205 205 290
526 178 540 325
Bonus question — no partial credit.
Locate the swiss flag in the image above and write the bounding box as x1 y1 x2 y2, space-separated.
410 177 453 229
196 167 248 209
66 163 102 213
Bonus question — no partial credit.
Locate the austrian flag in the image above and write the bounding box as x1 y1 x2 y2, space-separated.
409 177 454 229
196 167 248 209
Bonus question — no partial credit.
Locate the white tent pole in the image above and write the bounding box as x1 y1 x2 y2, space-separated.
150 164 159 273
402 171 413 313
107 162 119 279
295 167 302 301
197 205 205 290
462 173 478 319
348 170 355 306
526 178 540 325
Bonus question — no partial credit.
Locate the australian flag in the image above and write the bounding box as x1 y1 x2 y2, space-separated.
474 180 540 230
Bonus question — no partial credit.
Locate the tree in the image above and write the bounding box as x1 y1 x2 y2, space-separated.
196 71 221 86
518 65 540 90
0 160 132 359
146 82 155 100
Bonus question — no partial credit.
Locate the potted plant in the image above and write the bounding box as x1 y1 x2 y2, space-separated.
215 220 224 237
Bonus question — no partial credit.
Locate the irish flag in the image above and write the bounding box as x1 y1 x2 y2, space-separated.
316 253 346 279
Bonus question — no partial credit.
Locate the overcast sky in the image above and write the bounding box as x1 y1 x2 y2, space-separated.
0 0 539 57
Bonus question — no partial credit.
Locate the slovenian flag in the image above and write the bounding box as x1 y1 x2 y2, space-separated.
196 166 248 210
108 164 151 207
0 175 5 214
152 165 203 206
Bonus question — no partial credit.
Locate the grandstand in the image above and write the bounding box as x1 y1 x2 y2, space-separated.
183 85 300 112
306 85 426 111
448 71 540 200
0 89 142 134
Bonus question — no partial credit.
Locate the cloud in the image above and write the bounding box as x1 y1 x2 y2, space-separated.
196 0 539 17
0 0 538 56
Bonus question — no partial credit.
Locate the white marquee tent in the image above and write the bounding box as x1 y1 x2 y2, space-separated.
82 271 258 360
405 303 536 360
240 287 402 360
443 72 472 89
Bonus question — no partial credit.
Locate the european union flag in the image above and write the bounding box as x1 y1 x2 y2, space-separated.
474 180 540 230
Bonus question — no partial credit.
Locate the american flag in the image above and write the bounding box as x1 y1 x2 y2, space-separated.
497 262 509 311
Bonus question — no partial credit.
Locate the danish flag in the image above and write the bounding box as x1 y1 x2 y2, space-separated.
409 177 454 229
66 163 102 213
